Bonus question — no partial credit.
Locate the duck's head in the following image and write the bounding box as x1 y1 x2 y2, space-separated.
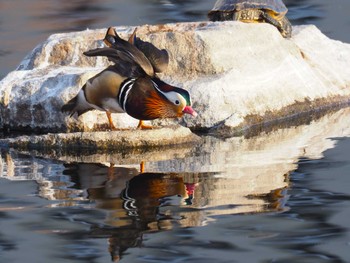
162 87 197 118
147 78 197 118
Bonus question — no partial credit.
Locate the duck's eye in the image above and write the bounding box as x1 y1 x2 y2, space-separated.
175 100 180 105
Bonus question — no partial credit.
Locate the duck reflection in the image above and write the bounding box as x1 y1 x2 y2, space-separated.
64 162 199 261
105 172 196 262
62 161 288 261
65 162 197 224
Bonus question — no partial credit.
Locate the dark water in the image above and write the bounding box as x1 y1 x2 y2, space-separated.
1 0 350 79
1 1 350 262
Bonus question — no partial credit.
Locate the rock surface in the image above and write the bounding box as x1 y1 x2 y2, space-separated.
0 126 200 150
1 21 350 136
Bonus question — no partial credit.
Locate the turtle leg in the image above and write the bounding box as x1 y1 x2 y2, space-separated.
260 12 292 38
260 12 280 28
279 16 292 38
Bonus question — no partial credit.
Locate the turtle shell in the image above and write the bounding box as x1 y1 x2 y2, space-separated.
210 0 288 16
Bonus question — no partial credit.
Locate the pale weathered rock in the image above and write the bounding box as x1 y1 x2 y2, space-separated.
181 23 350 133
0 21 350 136
0 126 200 150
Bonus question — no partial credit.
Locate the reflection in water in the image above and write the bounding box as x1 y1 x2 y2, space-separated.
0 152 288 261
251 157 350 262
60 162 287 261
2 108 350 261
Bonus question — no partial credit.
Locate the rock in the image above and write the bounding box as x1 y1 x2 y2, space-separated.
182 23 350 133
0 21 350 136
0 126 200 151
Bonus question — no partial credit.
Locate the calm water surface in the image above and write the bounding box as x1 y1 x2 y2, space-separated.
1 107 350 262
0 0 350 79
1 1 350 262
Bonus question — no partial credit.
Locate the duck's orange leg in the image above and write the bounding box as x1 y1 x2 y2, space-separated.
140 161 145 173
137 120 153 130
106 111 118 130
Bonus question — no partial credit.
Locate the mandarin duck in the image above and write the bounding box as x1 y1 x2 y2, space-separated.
61 27 197 130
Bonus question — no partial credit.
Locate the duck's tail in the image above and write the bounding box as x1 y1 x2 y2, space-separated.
61 90 90 117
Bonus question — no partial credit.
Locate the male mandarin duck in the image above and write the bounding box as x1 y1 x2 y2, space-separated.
61 27 197 130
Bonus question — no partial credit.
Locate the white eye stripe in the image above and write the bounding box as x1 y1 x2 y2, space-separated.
151 80 171 101
151 80 187 107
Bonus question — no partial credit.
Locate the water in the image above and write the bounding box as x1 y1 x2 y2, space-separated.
1 0 350 79
1 1 350 262
1 107 350 262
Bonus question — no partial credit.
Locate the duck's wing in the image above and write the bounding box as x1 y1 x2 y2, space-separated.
134 36 169 73
105 27 169 74
128 28 169 73
84 47 146 78
100 27 154 77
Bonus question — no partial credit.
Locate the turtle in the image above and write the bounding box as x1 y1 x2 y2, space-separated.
208 0 292 38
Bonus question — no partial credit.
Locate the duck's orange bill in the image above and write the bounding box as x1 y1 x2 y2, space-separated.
183 106 197 117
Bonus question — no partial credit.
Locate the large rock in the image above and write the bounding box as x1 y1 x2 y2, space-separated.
0 21 350 134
